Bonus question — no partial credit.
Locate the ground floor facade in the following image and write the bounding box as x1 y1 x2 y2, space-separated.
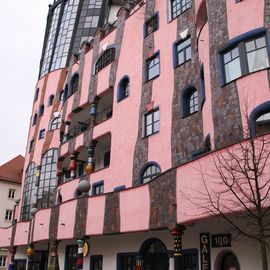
11 219 268 270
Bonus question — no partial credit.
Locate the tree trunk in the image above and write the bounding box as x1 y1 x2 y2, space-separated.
259 239 268 270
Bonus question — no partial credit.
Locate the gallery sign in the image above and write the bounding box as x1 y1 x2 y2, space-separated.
211 234 232 248
200 233 211 270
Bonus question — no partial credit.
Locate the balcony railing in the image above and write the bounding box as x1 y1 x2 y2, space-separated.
61 107 113 144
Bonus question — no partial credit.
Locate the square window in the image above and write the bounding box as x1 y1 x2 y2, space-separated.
90 255 103 270
144 14 159 37
144 108 160 137
92 182 104 195
146 53 160 81
0 257 7 267
5 210 13 221
8 189 16 199
39 129 46 140
174 37 192 67
171 0 191 20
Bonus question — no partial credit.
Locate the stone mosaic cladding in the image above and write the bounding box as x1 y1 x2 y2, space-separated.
171 1 204 167
132 0 155 185
74 196 88 239
49 205 60 241
208 0 243 148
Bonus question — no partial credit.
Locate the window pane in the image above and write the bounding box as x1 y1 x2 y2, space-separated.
146 125 152 136
178 52 184 65
225 57 241 83
247 48 270 73
223 51 231 64
146 114 152 125
245 40 256 52
256 37 266 49
153 121 160 133
186 46 192 60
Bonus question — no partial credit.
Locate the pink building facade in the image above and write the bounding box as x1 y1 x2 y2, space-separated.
1 0 270 269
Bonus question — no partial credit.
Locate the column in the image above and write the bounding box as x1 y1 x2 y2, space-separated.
8 247 16 270
89 103 97 126
85 141 97 174
171 225 185 270
70 154 77 178
26 245 34 270
48 241 59 270
76 240 84 270
169 256 175 270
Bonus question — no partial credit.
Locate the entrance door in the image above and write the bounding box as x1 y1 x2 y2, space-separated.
32 251 48 270
143 241 169 270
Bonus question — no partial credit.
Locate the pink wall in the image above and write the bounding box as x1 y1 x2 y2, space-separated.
85 196 105 235
57 200 77 239
120 185 150 232
14 222 30 246
57 178 79 202
226 0 264 40
33 208 51 242
0 227 12 248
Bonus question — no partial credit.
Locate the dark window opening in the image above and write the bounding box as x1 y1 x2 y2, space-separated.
182 87 199 117
144 14 159 37
95 48 115 74
140 162 161 184
117 76 130 102
39 129 46 140
90 255 103 270
34 88 39 102
65 245 78 270
92 181 104 195
32 113 37 126
146 53 160 81
39 105 45 117
70 74 79 96
48 95 54 106
50 117 61 131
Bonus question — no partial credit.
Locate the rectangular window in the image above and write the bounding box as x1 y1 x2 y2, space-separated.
8 189 16 199
0 257 7 267
5 210 13 221
171 0 191 20
146 53 160 81
144 14 159 37
118 254 136 270
144 108 160 137
92 181 104 195
220 31 270 85
29 140 34 153
174 37 192 67
39 129 46 140
65 245 77 270
90 255 103 270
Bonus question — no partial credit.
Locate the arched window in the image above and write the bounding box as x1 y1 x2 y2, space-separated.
95 48 115 74
34 88 39 102
21 163 37 220
63 84 68 102
220 252 240 270
182 87 199 117
140 162 161 184
50 117 61 131
39 105 44 117
32 113 37 126
250 101 270 136
117 76 130 102
48 95 54 106
70 73 79 95
37 149 58 209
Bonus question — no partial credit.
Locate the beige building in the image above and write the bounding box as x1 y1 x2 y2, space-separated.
0 156 24 270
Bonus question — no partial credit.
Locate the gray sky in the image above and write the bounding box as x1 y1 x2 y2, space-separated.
0 1 52 165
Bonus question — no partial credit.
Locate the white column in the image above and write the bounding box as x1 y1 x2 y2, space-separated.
169 256 175 270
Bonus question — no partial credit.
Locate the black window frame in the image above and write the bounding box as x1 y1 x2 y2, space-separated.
182 87 199 118
5 209 13 221
29 139 34 153
139 162 161 184
95 48 115 74
144 13 159 37
170 0 191 20
39 105 45 117
144 108 160 137
117 253 137 270
34 88 39 103
145 52 160 82
219 27 270 86
48 95 55 106
32 113 37 126
90 255 103 270
92 181 104 195
69 73 79 96
65 245 78 270
50 117 61 131
173 36 192 68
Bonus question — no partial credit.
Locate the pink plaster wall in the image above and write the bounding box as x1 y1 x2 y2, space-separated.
85 196 105 235
57 178 79 202
237 71 270 132
14 222 30 246
75 133 85 151
0 227 12 248
120 185 150 232
33 208 51 242
226 0 264 40
90 167 111 193
60 140 69 157
57 200 77 239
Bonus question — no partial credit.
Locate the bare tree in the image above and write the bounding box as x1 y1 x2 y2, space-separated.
193 109 270 270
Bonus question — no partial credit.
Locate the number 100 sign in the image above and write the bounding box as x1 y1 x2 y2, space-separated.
211 234 232 248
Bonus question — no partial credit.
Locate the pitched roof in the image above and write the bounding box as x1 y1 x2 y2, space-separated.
0 155 25 184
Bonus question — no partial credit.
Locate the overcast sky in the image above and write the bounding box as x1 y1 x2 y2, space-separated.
0 1 52 165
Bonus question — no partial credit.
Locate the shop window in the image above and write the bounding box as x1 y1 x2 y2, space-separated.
50 117 61 131
146 52 160 81
182 87 199 117
219 28 270 85
171 0 191 20
90 255 103 270
144 13 159 37
65 245 78 270
0 257 7 267
117 254 136 270
173 37 192 68
48 95 54 106
117 76 130 102
92 181 104 195
144 108 160 137
21 163 37 220
140 162 161 184
95 48 115 74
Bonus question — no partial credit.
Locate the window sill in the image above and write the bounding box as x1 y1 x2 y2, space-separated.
142 130 159 138
174 58 192 69
182 110 199 119
145 74 160 83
